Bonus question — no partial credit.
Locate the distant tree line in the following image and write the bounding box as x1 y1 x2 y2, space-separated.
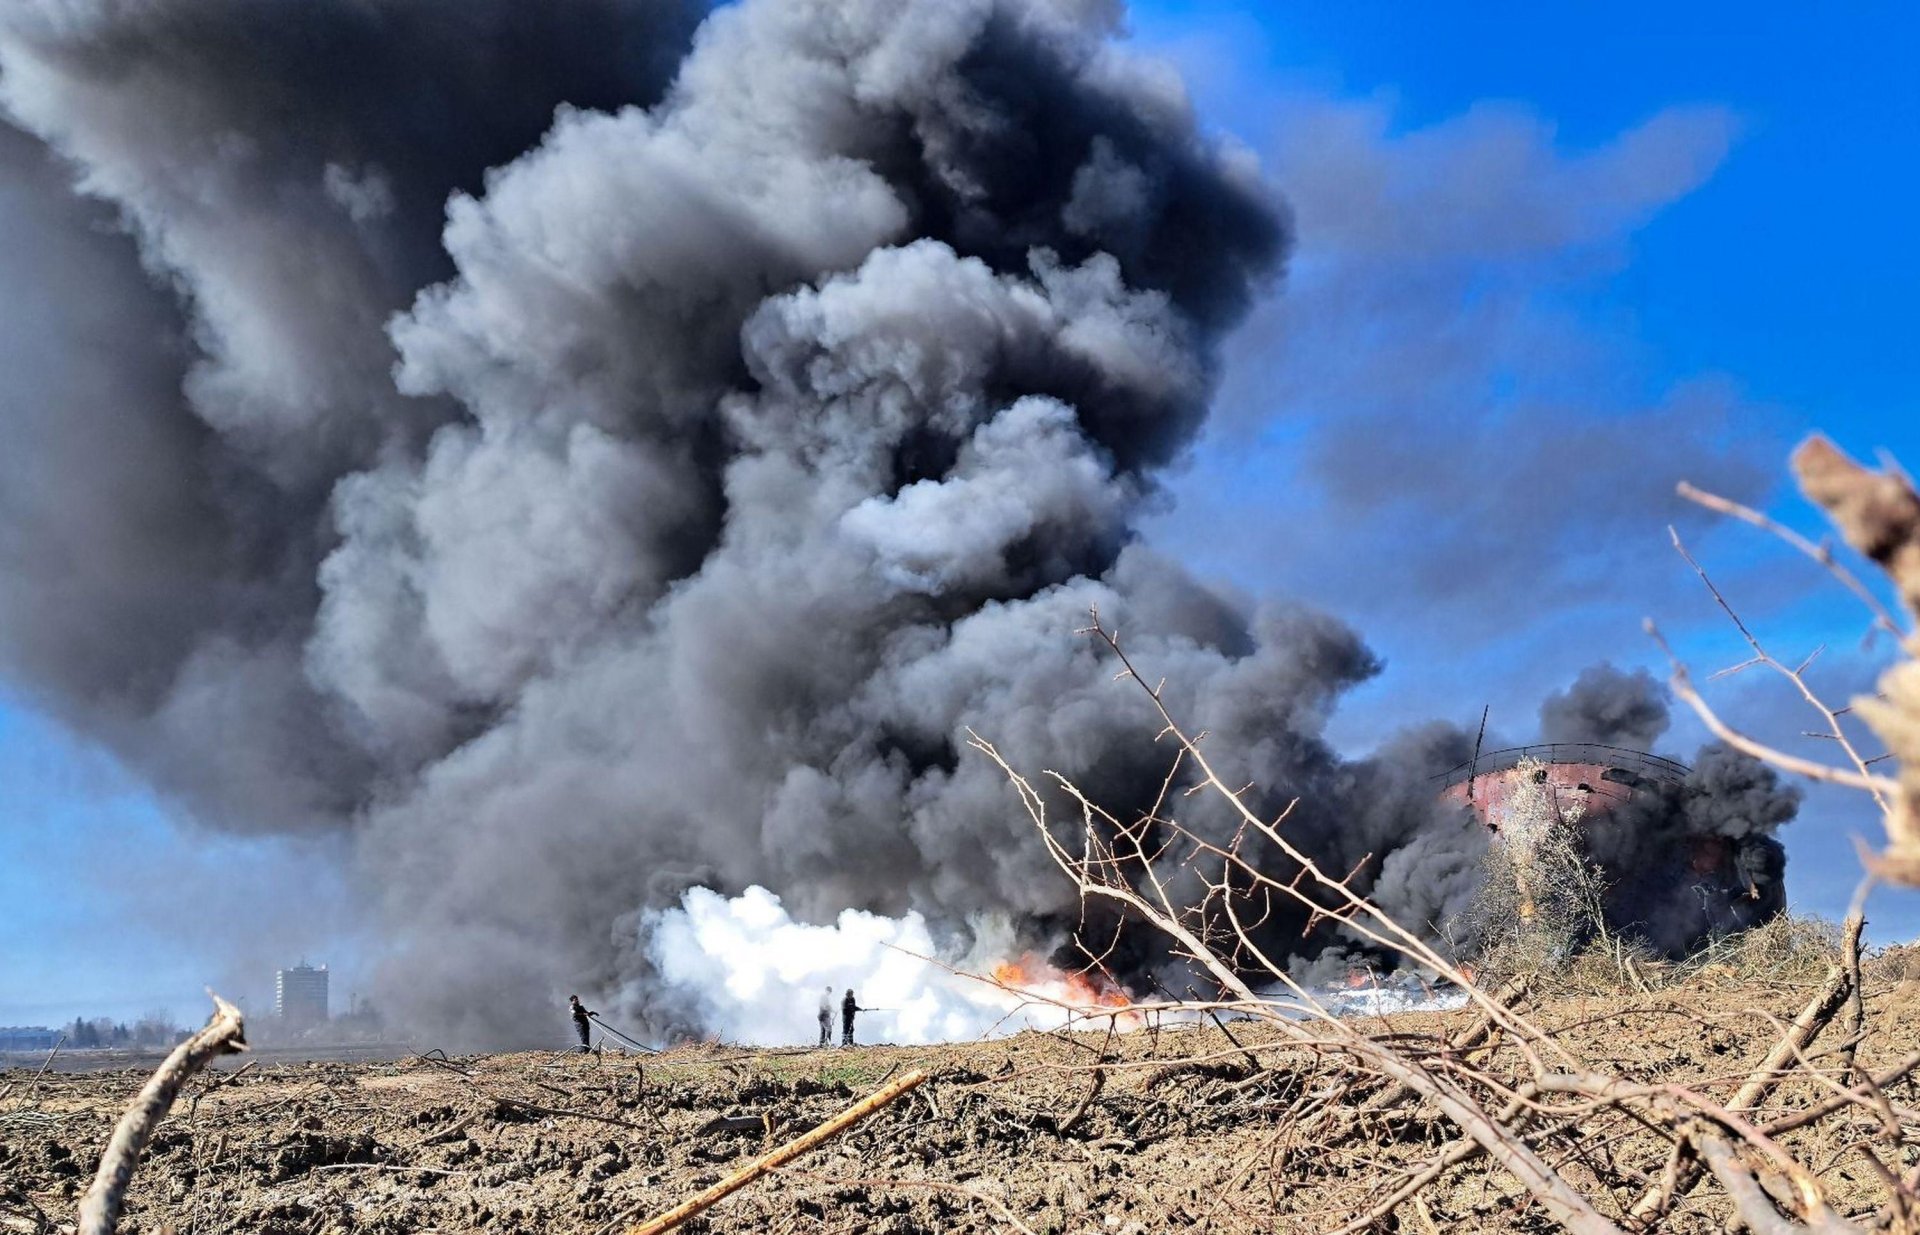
63 1011 187 1049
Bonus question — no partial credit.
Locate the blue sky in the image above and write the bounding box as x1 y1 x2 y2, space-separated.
0 701 363 1027
2 1 1916 1027
1129 2 1916 431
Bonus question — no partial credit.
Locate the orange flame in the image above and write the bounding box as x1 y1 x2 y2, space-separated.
991 958 1030 986
991 953 1137 1023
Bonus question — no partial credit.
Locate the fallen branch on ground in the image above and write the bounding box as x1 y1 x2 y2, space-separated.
625 1069 928 1235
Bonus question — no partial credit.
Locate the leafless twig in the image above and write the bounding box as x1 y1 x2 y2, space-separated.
1677 438 1920 887
77 993 246 1235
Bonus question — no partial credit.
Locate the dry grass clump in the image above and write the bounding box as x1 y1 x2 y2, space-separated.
1546 935 1667 995
1475 904 1848 998
1460 834 1605 977
1683 912 1844 986
1471 905 1842 999
1869 940 1920 983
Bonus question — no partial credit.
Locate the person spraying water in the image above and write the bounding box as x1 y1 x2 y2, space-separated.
838 989 900 1046
840 988 861 1046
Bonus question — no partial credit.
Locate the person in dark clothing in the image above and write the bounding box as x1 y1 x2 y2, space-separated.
817 985 834 1047
569 994 594 1052
840 988 861 1046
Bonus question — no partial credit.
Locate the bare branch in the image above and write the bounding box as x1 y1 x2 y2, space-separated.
624 1070 928 1235
1663 525 1893 810
1645 618 1896 795
1677 479 1907 641
79 993 246 1235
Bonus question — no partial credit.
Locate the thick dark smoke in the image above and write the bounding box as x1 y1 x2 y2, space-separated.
1538 663 1672 752
0 0 1795 1043
0 0 706 830
1539 668 1800 954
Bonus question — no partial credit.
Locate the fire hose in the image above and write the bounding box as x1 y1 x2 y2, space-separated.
588 1012 659 1054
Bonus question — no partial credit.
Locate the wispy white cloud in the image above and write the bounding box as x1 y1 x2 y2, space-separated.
1146 91 1788 663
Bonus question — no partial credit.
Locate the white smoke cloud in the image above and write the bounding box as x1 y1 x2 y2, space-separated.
646 885 1064 1044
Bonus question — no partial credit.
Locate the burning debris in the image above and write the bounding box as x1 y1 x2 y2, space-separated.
989 956 1141 1029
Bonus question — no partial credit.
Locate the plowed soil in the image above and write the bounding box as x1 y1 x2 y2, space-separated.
6 976 1919 1234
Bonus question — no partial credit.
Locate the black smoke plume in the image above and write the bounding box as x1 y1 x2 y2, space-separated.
0 0 1795 1042
1537 668 1800 954
1538 662 1672 752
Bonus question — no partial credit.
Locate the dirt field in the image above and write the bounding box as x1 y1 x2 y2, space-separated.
5 974 1919 1234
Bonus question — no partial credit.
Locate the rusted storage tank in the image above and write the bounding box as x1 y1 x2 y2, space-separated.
1438 743 1763 905
1438 743 1690 828
1438 743 1785 952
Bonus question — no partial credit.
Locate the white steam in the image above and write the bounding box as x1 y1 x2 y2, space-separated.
646 885 1091 1045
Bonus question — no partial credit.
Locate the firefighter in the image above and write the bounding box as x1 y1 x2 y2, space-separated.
817 985 834 1046
841 988 861 1046
568 994 594 1052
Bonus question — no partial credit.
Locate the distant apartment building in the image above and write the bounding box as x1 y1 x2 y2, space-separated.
0 1025 58 1053
275 963 329 1025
